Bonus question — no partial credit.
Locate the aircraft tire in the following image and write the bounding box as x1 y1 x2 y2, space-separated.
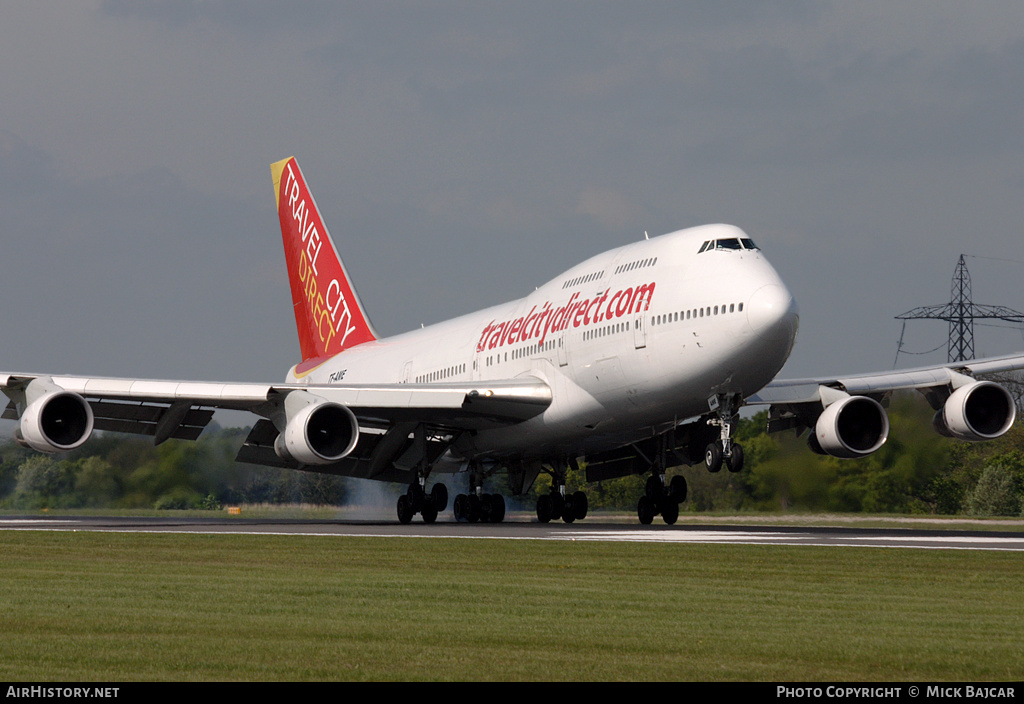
466 494 481 523
407 482 425 512
537 494 553 523
561 493 576 523
726 444 744 473
431 483 449 512
661 498 678 525
705 443 723 473
489 494 506 523
669 475 688 503
479 493 493 523
637 495 655 525
397 495 414 524
572 491 588 520
549 492 564 521
421 501 438 524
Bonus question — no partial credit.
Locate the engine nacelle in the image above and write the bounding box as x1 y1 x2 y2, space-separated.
18 382 94 453
933 380 1015 442
274 394 359 466
810 395 889 459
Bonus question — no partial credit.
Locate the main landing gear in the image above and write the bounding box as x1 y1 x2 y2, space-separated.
637 472 688 525
397 480 449 524
536 461 588 524
703 393 744 474
637 433 687 524
396 425 450 524
453 462 506 523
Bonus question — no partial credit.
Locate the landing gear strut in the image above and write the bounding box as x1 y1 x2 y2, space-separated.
536 460 588 524
704 393 744 474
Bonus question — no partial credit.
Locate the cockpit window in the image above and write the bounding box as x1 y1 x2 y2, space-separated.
699 237 758 253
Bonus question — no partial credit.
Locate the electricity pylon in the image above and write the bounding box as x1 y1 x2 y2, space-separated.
895 255 1024 363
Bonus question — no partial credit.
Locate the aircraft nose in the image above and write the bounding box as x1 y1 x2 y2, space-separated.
746 284 799 342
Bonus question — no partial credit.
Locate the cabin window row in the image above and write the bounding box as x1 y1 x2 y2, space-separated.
486 339 559 366
584 322 629 341
652 302 744 326
614 257 657 275
562 270 606 289
415 363 466 383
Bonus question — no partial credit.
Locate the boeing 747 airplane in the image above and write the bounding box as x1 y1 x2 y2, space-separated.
4 158 1022 524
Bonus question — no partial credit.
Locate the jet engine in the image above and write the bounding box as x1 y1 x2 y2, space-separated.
809 395 889 459
933 380 1016 442
17 380 95 453
274 393 360 466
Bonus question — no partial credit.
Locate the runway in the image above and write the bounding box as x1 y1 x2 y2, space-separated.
3 514 1024 551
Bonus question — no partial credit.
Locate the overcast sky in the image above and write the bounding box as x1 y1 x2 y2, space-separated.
2 1 1023 391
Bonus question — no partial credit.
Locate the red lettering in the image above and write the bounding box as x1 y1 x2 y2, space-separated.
478 321 495 352
479 282 654 349
573 299 589 328
607 290 622 319
615 288 633 317
509 317 524 344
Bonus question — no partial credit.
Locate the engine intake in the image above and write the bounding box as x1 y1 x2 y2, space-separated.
810 395 889 458
18 383 94 453
933 381 1015 442
275 393 359 465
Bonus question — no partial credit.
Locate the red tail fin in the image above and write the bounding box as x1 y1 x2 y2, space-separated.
272 157 377 363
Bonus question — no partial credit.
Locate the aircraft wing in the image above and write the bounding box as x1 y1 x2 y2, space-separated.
746 353 1024 456
0 372 552 481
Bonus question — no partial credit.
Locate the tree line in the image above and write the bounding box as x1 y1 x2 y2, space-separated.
1 392 1022 515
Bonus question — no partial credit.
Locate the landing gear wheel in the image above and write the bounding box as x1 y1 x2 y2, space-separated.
537 494 553 523
705 442 723 473
669 475 688 503
637 495 655 525
660 498 679 525
489 494 506 523
453 494 466 522
430 483 449 512
572 491 588 520
407 482 425 510
549 492 564 522
421 501 438 524
466 494 481 523
561 493 576 524
479 493 493 523
726 443 744 473
397 494 414 524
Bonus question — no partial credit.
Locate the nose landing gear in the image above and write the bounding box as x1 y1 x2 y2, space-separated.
704 393 744 474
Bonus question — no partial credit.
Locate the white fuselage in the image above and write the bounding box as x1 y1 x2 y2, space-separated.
287 224 799 465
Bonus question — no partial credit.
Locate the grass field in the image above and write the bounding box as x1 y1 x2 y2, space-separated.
0 529 1022 681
